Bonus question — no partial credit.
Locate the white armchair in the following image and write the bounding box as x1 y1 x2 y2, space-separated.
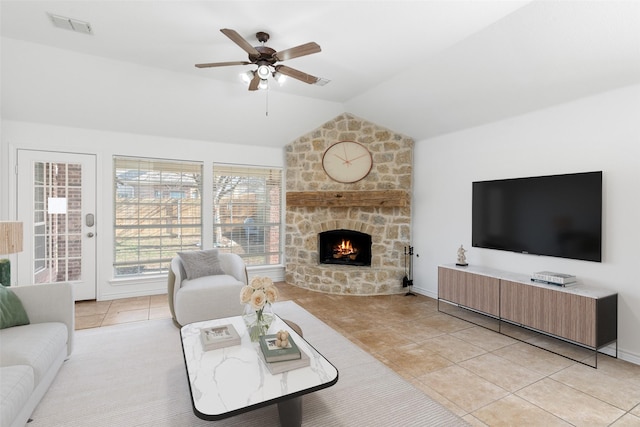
167 251 247 327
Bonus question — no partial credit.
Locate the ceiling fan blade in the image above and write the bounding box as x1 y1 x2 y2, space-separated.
248 73 261 91
275 65 320 84
195 61 251 68
274 42 321 61
220 28 260 56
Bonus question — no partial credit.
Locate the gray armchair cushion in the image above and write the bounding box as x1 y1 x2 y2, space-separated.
177 249 225 280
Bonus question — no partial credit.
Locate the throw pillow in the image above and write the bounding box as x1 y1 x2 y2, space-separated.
0 285 30 329
178 249 225 280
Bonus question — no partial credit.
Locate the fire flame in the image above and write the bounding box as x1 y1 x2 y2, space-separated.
334 239 358 256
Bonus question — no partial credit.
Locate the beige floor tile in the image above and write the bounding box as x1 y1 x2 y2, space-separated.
472 394 571 426
149 293 168 308
551 363 640 411
631 404 640 417
591 355 640 382
499 322 543 342
452 325 517 351
409 378 469 418
610 413 640 426
493 342 573 376
388 297 438 318
462 414 489 426
348 325 415 353
395 320 447 343
418 365 509 413
327 313 369 331
516 378 625 426
421 334 487 363
75 314 105 330
379 342 453 377
74 300 111 316
108 296 150 311
420 311 477 334
439 305 501 331
101 308 149 326
525 334 594 362
459 353 546 392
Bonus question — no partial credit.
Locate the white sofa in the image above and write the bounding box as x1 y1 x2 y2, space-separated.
0 283 74 427
167 252 247 327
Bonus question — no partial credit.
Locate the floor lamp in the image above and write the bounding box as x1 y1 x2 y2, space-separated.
0 221 23 287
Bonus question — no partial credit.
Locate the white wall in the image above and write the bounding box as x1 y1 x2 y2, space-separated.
1 120 285 300
411 84 640 364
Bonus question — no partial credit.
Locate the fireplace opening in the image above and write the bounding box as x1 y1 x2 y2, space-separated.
318 229 372 266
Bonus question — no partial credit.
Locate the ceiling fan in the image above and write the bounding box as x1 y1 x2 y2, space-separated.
195 28 323 91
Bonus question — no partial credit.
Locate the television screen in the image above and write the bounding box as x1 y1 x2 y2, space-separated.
472 171 602 262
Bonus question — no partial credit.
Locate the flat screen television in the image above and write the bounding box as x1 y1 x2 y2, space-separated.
472 171 602 262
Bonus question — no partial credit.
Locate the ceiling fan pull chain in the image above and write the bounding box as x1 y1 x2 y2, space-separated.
265 85 269 117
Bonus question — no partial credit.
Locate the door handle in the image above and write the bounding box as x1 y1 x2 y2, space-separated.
86 213 95 227
87 232 95 238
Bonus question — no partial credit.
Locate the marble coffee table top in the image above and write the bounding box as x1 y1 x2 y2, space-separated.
180 314 338 420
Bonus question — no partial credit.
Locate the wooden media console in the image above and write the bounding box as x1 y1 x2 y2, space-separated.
438 264 617 368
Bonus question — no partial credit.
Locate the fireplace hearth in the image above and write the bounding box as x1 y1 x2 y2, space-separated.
319 229 372 266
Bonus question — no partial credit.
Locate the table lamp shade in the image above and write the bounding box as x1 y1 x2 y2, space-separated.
0 222 23 255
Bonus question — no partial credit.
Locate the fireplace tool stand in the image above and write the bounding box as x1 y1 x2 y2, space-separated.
403 246 416 296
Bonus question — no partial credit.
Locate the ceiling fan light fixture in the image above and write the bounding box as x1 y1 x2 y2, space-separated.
258 79 269 90
273 71 287 86
256 65 271 80
240 70 254 84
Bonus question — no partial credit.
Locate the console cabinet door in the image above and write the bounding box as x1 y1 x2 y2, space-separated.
500 280 524 324
501 279 596 347
465 273 500 316
560 293 597 347
438 267 465 305
438 267 499 316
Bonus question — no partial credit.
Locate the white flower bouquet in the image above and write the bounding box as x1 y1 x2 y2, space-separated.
240 277 279 340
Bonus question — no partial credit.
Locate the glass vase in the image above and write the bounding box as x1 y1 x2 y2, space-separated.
242 302 274 342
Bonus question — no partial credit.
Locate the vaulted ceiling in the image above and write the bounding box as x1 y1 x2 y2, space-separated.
2 1 639 147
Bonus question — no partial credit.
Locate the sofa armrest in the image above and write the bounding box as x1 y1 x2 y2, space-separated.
10 283 75 357
219 253 248 286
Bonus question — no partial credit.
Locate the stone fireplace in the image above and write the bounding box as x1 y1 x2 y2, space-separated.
285 113 413 295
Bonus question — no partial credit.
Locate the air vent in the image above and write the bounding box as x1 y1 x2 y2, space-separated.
49 13 93 35
314 78 331 86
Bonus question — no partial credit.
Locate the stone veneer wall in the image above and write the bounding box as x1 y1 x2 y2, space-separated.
285 113 413 295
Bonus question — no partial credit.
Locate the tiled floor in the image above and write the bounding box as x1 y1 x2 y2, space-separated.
75 282 640 426
74 294 172 329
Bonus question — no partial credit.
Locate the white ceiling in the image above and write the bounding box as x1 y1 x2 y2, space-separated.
2 1 639 147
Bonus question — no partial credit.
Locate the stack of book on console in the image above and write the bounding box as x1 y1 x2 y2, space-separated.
200 324 241 351
531 271 577 287
258 332 310 374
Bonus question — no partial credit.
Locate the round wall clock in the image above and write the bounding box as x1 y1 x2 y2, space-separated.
322 141 373 183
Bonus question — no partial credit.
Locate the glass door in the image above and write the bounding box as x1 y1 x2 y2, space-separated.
16 150 97 300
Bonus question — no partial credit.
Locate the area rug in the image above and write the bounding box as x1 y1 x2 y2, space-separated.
29 301 468 426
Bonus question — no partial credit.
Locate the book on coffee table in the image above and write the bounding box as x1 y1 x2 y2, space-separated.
259 334 301 362
200 324 241 351
258 347 311 375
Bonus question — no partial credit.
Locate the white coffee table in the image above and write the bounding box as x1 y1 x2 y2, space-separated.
180 314 338 426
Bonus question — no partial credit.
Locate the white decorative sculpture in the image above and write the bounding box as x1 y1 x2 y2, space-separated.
456 245 468 266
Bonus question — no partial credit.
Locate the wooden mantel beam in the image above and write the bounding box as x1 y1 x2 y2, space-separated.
286 190 409 208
